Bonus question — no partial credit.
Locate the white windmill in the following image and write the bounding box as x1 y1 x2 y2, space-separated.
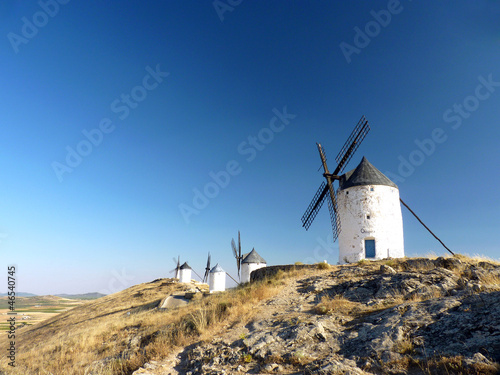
336 157 404 263
241 248 266 283
209 263 226 293
179 262 192 283
302 116 453 264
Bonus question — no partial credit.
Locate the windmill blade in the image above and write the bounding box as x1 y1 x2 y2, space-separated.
301 182 328 230
231 239 238 258
317 145 328 171
238 231 241 255
238 231 242 278
326 187 341 241
334 116 370 175
203 253 211 283
170 256 181 275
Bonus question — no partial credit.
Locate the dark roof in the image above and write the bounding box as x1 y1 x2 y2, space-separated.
180 262 192 270
210 263 225 273
242 248 266 264
339 157 398 190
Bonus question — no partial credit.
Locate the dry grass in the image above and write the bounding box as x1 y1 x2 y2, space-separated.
454 253 500 264
381 354 500 375
413 355 500 375
0 275 287 375
314 295 360 315
394 337 415 355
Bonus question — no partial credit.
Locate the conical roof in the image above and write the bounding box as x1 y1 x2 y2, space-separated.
179 262 191 270
210 263 225 273
242 248 266 264
339 157 397 190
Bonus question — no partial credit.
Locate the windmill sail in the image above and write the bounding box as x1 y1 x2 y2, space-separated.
327 193 341 241
231 231 242 278
203 252 211 283
301 116 370 241
301 181 328 230
169 256 181 279
334 116 370 175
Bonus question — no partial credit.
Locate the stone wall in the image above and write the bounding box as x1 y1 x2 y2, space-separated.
250 264 316 282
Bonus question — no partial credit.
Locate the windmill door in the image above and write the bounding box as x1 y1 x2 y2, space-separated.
365 239 375 258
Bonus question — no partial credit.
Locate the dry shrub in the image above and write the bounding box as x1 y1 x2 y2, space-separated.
287 351 312 365
314 295 358 315
394 337 414 355
316 262 330 270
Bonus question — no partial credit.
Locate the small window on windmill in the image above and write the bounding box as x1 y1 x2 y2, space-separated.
346 191 349 195
370 187 374 191
366 214 371 220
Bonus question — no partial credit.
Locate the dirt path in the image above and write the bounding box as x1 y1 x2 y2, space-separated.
132 268 334 375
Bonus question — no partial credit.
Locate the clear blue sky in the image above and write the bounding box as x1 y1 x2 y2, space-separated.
1 1 499 295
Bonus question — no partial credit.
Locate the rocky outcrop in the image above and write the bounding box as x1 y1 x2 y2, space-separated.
133 257 500 375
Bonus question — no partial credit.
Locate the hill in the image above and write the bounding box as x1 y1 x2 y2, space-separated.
0 256 499 374
55 292 106 300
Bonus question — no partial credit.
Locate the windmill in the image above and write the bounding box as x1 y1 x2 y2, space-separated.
202 252 211 283
301 116 370 242
231 231 243 279
302 116 453 263
169 255 181 279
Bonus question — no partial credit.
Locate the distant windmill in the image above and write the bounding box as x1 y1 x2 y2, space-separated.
231 231 243 279
202 252 211 283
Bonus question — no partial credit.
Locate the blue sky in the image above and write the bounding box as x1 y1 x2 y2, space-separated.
1 1 499 295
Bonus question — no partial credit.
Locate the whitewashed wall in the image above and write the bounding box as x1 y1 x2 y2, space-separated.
179 268 192 283
337 184 404 264
209 271 226 292
241 262 266 283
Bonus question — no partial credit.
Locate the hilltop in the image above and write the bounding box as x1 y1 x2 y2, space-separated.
55 292 106 300
1 255 499 374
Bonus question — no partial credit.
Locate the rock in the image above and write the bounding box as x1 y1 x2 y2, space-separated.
380 265 396 274
264 363 278 372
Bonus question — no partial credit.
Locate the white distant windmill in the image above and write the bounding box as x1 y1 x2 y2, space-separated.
240 248 266 283
209 263 226 293
179 262 192 283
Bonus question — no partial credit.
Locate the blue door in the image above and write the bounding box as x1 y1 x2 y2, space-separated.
365 239 375 258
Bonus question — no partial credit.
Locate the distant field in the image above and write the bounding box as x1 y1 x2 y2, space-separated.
0 296 79 309
0 296 85 333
